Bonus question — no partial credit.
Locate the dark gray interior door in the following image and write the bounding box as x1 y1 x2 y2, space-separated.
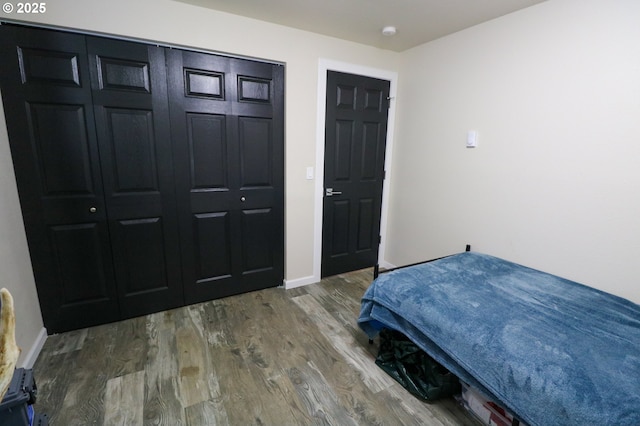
322 71 390 277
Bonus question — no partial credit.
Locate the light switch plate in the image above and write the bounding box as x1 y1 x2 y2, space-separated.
467 130 478 148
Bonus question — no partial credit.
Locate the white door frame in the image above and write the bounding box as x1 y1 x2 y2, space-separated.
303 58 398 287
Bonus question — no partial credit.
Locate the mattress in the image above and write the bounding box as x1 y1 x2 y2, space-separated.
358 252 640 426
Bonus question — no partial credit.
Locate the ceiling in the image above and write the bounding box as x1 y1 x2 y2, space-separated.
173 0 547 52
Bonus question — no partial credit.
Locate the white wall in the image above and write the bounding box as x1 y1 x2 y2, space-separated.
387 0 640 303
0 99 46 367
0 0 399 358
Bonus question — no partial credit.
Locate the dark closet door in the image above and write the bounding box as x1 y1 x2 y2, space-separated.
86 37 184 318
2 24 285 333
0 26 120 332
322 71 390 277
167 49 284 304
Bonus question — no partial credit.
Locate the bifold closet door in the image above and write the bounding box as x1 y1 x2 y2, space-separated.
86 36 184 318
166 49 285 304
1 24 284 333
0 26 120 332
0 26 185 332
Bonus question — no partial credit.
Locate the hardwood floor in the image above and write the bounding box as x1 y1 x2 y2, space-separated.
33 269 480 425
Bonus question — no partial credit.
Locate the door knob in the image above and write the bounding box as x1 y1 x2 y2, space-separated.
89 207 97 213
240 196 246 202
325 188 343 197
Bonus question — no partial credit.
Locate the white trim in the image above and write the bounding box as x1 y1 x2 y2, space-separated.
284 275 319 290
20 327 47 369
378 260 397 271
311 59 398 285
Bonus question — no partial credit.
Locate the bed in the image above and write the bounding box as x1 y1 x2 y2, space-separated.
358 250 640 426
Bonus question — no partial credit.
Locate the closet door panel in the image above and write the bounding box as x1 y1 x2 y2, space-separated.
168 50 284 303
238 116 273 188
231 57 284 291
87 37 184 318
28 104 92 194
49 223 112 304
167 49 235 302
193 212 233 284
115 217 170 299
26 102 101 223
0 25 120 333
188 112 228 189
106 108 159 192
240 208 275 273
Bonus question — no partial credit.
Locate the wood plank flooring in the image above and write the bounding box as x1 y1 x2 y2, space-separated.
33 269 480 425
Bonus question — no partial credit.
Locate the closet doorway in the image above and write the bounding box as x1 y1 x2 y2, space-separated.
0 24 284 333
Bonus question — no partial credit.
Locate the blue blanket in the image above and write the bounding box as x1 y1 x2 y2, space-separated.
358 252 640 426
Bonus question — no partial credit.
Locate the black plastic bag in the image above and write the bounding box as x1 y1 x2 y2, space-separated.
375 328 461 402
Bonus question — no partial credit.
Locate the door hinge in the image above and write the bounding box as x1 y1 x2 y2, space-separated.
378 235 382 244
386 96 394 108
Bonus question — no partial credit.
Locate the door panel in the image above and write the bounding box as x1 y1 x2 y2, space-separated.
184 68 224 99
96 56 150 92
361 122 383 180
188 113 228 189
167 49 284 304
238 76 271 102
0 25 120 333
322 71 390 277
334 120 353 180
238 116 273 187
49 223 112 305
87 37 184 319
329 200 350 256
357 199 375 251
115 217 169 296
105 109 159 192
18 47 81 86
28 104 94 195
193 212 233 284
241 208 275 273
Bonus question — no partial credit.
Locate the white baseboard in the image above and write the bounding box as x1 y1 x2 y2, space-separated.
285 261 397 289
20 327 47 369
284 275 319 290
379 260 396 270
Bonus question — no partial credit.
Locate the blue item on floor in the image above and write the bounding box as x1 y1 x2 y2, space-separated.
0 368 47 426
